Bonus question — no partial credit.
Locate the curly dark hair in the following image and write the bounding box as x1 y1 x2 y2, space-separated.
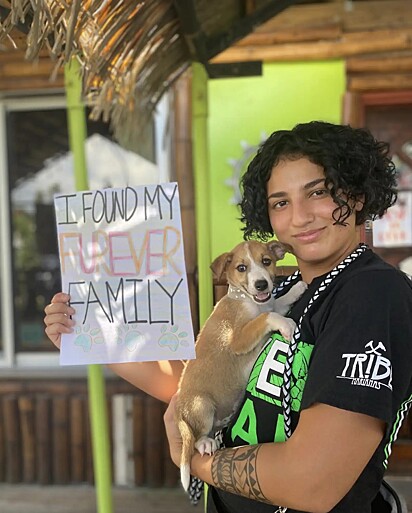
239 121 398 241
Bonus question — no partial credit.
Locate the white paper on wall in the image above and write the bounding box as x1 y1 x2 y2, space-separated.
55 182 195 365
372 191 412 248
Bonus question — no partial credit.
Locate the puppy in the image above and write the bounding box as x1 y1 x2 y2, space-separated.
175 240 307 491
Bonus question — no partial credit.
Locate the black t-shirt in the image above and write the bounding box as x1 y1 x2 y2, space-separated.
207 249 412 513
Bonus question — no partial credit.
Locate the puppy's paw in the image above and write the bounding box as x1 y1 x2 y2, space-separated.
279 317 297 341
267 313 296 340
290 281 308 301
195 436 218 456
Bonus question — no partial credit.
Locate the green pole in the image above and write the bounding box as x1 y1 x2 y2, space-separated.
192 62 213 325
64 58 114 513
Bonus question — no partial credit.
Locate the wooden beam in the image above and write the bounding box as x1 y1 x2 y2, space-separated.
212 29 411 63
237 24 342 45
203 0 298 59
348 73 412 92
347 54 412 73
251 0 412 33
0 76 65 91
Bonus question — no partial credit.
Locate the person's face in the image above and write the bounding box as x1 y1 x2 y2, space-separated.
266 157 362 282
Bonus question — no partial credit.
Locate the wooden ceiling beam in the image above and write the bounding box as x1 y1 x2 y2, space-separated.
174 0 299 76
249 0 412 34
348 73 412 92
212 28 412 63
347 53 412 73
237 23 341 45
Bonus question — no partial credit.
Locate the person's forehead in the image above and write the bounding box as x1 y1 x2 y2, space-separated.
268 158 325 189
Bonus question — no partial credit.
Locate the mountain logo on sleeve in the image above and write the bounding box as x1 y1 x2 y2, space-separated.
336 340 392 390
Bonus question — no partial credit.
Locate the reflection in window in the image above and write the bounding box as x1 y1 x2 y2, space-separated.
7 106 155 352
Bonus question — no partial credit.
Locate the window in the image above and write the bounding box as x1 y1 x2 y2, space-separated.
0 94 167 367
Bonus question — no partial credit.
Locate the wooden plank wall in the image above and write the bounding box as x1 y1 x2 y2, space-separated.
0 379 179 487
0 48 64 92
212 0 412 94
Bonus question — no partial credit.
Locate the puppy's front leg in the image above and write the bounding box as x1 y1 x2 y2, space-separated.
274 281 307 315
231 313 296 355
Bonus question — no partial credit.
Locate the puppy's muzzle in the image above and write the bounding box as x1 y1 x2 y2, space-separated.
253 279 272 303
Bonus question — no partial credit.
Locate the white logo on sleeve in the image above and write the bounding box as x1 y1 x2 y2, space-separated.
337 341 392 390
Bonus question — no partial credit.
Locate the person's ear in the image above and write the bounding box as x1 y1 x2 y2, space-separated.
355 195 365 212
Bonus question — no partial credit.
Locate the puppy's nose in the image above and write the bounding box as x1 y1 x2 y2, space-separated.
255 279 269 291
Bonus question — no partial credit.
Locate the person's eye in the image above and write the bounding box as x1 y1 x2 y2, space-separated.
270 200 288 209
310 189 329 198
236 264 247 272
262 258 272 267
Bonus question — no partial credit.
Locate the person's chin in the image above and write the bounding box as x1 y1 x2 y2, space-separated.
294 242 328 262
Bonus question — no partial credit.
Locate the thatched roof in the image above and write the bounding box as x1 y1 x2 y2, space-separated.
0 0 297 141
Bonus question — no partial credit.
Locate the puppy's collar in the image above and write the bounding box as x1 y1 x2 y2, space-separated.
227 285 249 300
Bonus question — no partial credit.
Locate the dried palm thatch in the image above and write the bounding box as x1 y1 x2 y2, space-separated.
0 0 291 142
0 0 191 143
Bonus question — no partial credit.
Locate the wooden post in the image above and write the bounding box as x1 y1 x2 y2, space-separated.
70 395 86 482
3 395 21 483
52 396 70 484
173 71 200 334
35 395 52 484
144 396 163 486
18 396 36 482
132 395 145 486
192 62 213 326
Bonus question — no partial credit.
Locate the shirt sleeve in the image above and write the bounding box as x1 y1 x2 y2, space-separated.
300 269 412 424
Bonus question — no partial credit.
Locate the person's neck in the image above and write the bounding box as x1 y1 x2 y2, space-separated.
299 241 363 284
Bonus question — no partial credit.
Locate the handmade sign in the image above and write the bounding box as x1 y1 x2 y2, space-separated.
55 183 195 365
372 191 412 247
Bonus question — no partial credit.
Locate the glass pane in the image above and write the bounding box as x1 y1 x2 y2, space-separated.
8 107 143 352
8 108 69 351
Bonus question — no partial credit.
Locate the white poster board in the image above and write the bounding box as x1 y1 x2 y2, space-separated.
54 183 195 365
372 191 412 247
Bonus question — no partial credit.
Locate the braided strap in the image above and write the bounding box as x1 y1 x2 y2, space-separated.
281 244 367 438
272 270 301 298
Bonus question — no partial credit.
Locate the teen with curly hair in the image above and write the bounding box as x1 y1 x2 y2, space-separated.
45 121 412 513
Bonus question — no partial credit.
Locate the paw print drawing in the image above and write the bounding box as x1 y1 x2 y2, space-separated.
158 325 189 352
116 325 145 352
74 325 104 352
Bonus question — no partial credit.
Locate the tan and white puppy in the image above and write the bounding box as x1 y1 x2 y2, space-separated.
176 240 307 491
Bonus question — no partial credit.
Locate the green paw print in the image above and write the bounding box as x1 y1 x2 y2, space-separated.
74 325 104 352
158 325 189 352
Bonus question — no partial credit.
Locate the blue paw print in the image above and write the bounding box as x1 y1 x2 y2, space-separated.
158 325 189 352
116 326 145 352
74 325 104 352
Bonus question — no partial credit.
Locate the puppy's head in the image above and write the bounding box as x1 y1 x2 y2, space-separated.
210 240 290 304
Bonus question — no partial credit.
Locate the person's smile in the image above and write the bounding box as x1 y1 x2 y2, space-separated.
293 227 326 243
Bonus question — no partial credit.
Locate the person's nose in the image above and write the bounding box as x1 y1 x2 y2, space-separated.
290 201 314 228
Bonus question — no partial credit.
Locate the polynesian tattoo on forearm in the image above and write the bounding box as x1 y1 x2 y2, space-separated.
210 445 271 504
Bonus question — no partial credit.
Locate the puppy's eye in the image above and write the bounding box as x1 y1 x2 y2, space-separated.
262 258 272 267
236 264 247 272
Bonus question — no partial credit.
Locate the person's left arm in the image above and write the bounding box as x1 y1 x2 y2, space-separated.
164 399 385 513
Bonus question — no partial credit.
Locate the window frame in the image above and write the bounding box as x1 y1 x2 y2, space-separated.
0 93 171 370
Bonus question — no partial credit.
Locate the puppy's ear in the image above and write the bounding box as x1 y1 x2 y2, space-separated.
266 241 293 261
210 252 232 281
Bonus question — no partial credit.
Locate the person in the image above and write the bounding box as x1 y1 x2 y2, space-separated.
44 121 412 513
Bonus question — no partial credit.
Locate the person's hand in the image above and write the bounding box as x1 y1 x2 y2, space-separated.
164 393 182 467
44 292 75 349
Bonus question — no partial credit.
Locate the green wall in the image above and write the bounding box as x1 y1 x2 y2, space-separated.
208 60 346 266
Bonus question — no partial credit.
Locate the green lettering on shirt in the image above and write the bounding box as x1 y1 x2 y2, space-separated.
246 335 314 412
230 398 258 445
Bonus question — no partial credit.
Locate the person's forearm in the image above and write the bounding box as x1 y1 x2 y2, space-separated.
108 360 183 402
191 442 328 513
